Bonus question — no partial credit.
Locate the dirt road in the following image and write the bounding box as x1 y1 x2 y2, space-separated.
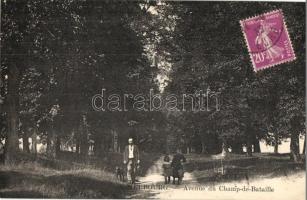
127 156 305 199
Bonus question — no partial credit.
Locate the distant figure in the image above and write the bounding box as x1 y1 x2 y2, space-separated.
123 138 140 184
171 149 186 184
162 153 172 184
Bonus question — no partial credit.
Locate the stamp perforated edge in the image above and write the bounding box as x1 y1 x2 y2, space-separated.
239 9 297 72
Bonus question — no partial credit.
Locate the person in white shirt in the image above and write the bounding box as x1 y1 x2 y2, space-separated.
123 138 140 184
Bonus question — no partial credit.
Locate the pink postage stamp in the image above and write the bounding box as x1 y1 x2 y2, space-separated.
240 10 296 72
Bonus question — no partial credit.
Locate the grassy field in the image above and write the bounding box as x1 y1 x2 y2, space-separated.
185 153 305 184
0 163 130 198
0 152 304 198
0 151 161 198
56 151 162 176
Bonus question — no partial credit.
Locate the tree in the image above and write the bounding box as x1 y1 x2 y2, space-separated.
162 2 305 159
1 0 29 163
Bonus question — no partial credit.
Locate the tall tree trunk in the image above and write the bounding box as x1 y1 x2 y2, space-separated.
31 128 37 155
290 132 300 162
221 142 228 156
253 139 261 153
46 127 57 159
93 140 98 156
274 142 279 154
273 133 279 154
55 136 61 156
79 123 88 156
80 136 88 156
74 126 80 154
303 136 305 155
94 137 103 156
46 130 51 153
4 65 20 164
201 140 206 154
232 145 242 153
76 138 80 154
246 126 256 156
232 141 243 154
246 141 253 156
22 133 30 153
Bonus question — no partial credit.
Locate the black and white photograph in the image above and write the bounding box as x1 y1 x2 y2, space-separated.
0 0 305 199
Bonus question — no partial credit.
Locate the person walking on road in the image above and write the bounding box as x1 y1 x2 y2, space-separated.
123 137 140 184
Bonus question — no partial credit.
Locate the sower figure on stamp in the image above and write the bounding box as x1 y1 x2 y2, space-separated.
123 138 140 184
255 19 284 61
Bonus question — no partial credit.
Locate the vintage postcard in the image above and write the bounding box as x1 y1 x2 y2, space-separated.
0 0 305 200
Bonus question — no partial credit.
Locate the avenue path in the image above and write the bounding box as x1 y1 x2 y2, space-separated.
127 156 305 199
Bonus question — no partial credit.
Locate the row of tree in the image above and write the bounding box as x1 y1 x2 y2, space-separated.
1 0 167 163
0 1 305 164
161 2 305 161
